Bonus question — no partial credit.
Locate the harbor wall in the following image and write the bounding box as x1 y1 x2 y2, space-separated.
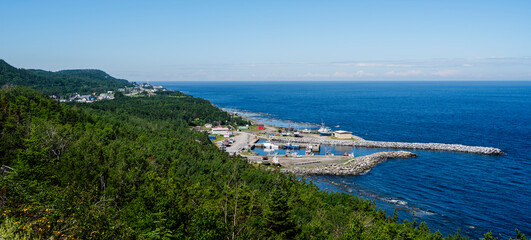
267 136 504 155
282 151 418 176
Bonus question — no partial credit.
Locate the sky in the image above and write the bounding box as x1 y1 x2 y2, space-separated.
1 0 530 81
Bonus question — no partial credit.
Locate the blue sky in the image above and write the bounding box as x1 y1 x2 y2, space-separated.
1 0 530 81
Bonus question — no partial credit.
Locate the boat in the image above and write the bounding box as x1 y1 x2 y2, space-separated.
318 122 333 136
302 128 311 133
262 141 279 150
283 142 300 149
271 154 280 166
305 148 314 156
293 129 300 137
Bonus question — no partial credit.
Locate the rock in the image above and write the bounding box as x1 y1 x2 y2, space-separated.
281 151 418 176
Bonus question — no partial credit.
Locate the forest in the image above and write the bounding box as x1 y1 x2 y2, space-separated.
0 60 528 239
0 60 132 98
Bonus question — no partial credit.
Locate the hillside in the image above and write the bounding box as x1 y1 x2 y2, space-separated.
1 65 528 239
0 60 132 97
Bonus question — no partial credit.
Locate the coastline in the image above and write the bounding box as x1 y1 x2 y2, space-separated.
169 83 527 238
228 108 505 156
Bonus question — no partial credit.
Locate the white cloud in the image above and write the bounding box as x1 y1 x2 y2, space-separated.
355 70 375 77
355 62 414 67
298 72 331 78
332 72 355 78
432 70 460 77
386 70 423 76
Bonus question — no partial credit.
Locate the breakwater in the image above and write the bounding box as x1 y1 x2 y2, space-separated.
282 151 418 176
266 136 504 155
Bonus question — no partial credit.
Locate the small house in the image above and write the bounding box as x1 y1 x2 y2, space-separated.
211 127 229 135
257 125 264 130
333 130 353 139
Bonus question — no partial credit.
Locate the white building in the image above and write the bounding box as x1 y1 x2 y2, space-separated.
333 130 353 139
211 127 229 135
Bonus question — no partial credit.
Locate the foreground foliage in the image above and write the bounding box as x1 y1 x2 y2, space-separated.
0 85 528 239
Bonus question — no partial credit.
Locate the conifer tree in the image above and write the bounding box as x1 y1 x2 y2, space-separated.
264 187 298 238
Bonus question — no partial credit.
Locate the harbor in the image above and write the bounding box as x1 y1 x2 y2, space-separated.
204 109 506 178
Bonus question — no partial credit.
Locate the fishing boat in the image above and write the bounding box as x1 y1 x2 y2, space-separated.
283 142 300 149
262 141 279 150
271 154 281 166
318 122 333 136
293 129 300 137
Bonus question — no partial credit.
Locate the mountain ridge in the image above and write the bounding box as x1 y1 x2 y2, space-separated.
0 59 131 97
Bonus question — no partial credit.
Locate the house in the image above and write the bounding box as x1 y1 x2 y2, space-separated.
333 130 353 139
77 95 94 103
204 123 213 129
257 125 264 130
211 127 229 135
238 125 249 130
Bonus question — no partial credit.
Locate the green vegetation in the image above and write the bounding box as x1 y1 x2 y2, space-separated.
0 59 132 97
0 60 528 239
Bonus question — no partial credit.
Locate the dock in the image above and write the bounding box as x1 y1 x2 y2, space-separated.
253 142 320 152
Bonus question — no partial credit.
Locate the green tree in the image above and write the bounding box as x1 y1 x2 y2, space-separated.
264 187 298 238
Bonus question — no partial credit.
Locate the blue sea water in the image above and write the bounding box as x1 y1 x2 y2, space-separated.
156 81 531 239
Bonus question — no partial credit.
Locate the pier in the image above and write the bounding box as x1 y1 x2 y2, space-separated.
265 136 505 155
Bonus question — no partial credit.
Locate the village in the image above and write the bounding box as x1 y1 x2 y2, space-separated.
52 83 167 103
197 116 366 170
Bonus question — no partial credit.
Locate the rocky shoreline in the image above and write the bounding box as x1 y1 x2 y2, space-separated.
281 151 418 176
267 136 505 155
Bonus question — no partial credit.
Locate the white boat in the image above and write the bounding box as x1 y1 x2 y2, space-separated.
272 154 280 166
262 141 279 150
302 128 311 133
318 122 333 136
293 129 300 137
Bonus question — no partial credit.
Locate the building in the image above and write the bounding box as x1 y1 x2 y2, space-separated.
211 127 229 135
223 131 234 137
333 130 353 139
257 125 264 130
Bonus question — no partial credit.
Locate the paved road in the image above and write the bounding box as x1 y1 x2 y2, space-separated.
226 132 256 154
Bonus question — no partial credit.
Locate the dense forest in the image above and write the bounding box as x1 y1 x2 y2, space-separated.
0 60 528 239
0 60 132 97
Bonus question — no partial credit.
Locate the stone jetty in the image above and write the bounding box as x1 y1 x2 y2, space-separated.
266 136 504 155
282 151 418 176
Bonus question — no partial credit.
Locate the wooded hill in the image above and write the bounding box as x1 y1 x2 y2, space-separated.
0 60 132 97
0 60 527 239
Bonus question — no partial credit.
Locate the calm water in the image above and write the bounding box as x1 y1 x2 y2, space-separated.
156 81 531 239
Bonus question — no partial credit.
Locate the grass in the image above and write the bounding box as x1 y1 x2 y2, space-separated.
247 125 265 132
209 135 227 142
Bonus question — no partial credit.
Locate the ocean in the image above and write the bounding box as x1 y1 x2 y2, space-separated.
155 81 531 239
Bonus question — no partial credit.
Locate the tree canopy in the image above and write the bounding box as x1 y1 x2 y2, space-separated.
0 59 132 97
